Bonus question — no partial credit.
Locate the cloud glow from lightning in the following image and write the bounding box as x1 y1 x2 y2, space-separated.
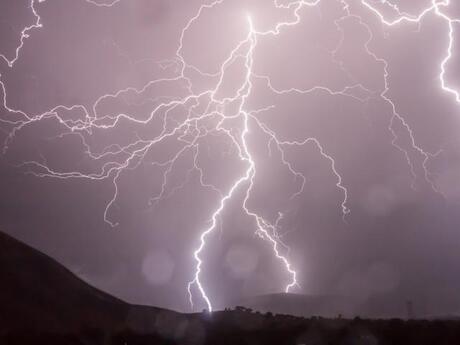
0 0 459 312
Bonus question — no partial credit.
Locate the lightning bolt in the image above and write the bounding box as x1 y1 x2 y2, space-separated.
0 0 43 68
0 0 123 68
1 0 458 312
357 0 459 192
186 2 351 311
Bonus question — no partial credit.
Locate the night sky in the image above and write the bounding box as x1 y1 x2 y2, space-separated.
1 0 460 315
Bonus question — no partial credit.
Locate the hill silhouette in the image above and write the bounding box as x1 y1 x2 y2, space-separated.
1 230 460 345
0 230 188 340
0 230 129 333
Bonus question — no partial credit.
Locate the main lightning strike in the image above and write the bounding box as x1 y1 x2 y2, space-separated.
187 15 303 312
186 4 357 310
1 0 458 312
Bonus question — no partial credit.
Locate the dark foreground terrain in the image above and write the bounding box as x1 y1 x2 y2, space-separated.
3 316 460 345
1 230 460 345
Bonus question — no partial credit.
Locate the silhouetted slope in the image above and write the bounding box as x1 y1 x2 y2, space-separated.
2 230 460 345
0 231 129 333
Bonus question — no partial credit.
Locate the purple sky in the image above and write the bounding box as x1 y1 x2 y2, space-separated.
1 0 460 315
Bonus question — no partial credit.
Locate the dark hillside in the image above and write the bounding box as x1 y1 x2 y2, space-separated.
0 230 129 333
1 230 460 345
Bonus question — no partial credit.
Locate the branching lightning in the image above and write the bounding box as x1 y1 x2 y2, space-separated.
0 0 458 311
